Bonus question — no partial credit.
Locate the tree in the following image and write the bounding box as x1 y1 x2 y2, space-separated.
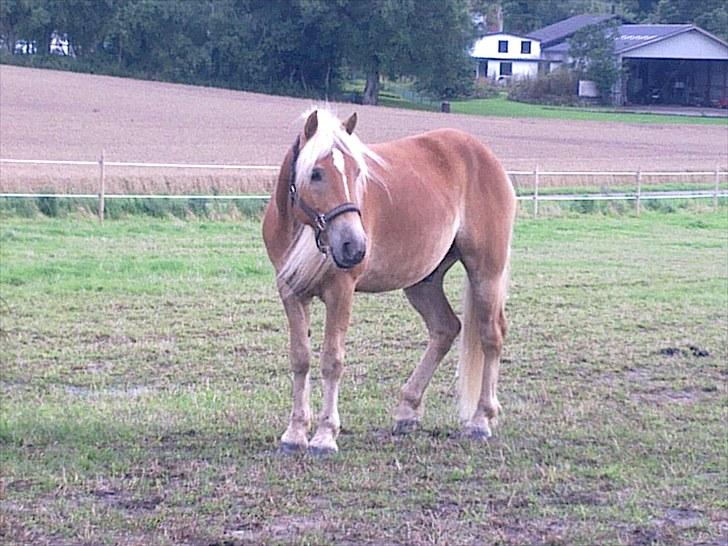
569 20 622 102
105 0 210 80
338 0 474 104
654 0 728 41
0 0 478 102
409 0 476 99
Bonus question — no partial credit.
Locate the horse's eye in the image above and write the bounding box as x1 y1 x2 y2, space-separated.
311 169 323 182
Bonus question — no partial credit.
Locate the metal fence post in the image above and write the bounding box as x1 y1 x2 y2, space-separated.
635 168 642 216
533 166 539 218
98 150 106 222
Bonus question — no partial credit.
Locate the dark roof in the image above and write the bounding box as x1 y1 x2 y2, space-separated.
541 42 570 54
527 14 617 46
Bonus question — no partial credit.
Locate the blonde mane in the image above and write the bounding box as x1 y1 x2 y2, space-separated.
294 108 383 203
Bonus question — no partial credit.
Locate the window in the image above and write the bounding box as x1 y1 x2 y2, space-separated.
500 62 512 76
521 40 531 54
498 40 508 53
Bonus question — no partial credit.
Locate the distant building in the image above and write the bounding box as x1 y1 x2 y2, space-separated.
471 32 541 81
614 25 728 106
471 14 728 107
50 31 74 57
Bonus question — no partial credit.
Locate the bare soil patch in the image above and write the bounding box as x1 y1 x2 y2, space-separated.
2 65 726 194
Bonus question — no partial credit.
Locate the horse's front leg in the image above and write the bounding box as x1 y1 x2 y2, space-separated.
279 295 313 453
309 280 354 455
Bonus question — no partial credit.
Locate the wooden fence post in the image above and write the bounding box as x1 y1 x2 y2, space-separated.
98 150 106 222
635 168 642 216
533 166 540 218
715 164 720 210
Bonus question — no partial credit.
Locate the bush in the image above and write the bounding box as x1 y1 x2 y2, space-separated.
470 79 502 99
508 69 579 106
36 195 59 217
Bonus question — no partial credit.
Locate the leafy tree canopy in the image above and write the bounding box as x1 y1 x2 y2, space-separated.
1 0 475 102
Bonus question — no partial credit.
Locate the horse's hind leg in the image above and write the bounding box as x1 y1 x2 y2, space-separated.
458 269 508 439
393 255 460 435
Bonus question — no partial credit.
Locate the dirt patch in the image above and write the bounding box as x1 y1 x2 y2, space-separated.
226 514 326 544
658 345 711 358
93 487 164 512
633 387 710 405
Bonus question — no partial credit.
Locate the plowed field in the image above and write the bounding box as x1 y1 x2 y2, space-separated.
1 65 726 194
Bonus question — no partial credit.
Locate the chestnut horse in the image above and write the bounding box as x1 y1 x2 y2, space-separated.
262 108 516 454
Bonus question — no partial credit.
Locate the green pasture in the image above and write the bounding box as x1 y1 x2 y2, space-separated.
1 209 726 545
450 96 728 125
346 79 728 125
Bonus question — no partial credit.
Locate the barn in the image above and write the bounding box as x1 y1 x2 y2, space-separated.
616 25 728 107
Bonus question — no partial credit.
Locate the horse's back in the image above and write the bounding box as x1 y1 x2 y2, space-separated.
355 128 515 292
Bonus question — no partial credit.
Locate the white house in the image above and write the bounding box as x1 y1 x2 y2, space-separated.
471 32 541 81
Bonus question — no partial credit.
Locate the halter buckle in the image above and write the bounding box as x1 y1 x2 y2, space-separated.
315 214 327 231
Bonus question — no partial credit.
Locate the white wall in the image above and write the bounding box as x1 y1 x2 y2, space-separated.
472 33 541 80
472 33 541 59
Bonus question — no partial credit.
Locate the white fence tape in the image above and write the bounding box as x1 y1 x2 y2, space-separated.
1 157 725 219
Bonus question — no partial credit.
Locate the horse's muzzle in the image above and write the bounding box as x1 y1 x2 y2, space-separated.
335 239 366 269
329 226 367 269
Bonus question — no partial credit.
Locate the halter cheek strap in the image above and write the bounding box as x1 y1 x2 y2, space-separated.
288 136 362 254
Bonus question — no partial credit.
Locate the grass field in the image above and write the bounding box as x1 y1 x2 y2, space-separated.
451 96 728 126
1 209 727 545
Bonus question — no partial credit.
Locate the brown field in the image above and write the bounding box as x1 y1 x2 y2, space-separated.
1 65 726 195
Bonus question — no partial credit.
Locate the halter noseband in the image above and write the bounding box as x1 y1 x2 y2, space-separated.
288 136 361 253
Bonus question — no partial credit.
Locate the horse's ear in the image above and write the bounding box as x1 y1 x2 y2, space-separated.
304 110 318 140
343 112 357 135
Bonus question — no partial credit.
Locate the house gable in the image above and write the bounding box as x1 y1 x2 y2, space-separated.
471 33 541 60
618 27 728 60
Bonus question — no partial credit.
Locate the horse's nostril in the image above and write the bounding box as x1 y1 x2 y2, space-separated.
341 241 365 265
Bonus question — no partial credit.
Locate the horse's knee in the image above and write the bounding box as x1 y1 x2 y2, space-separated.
320 349 344 380
290 345 310 374
498 307 508 340
480 320 504 354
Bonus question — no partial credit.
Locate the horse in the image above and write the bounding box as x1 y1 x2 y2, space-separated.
262 108 516 454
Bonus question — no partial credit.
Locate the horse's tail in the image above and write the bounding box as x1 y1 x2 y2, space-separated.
456 270 508 422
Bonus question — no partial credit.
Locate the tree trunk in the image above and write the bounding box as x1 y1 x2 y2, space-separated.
362 68 380 105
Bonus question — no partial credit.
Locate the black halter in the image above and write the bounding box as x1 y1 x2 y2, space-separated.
288 136 361 253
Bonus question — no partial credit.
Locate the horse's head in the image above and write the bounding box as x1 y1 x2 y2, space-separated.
289 110 369 269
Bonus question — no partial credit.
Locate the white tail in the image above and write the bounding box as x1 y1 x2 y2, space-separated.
457 266 509 423
457 282 484 422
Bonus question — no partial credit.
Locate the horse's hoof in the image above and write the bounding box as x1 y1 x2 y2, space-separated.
308 445 338 457
462 427 492 442
393 419 419 436
279 442 307 455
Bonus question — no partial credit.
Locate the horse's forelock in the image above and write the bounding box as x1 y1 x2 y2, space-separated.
294 109 383 198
